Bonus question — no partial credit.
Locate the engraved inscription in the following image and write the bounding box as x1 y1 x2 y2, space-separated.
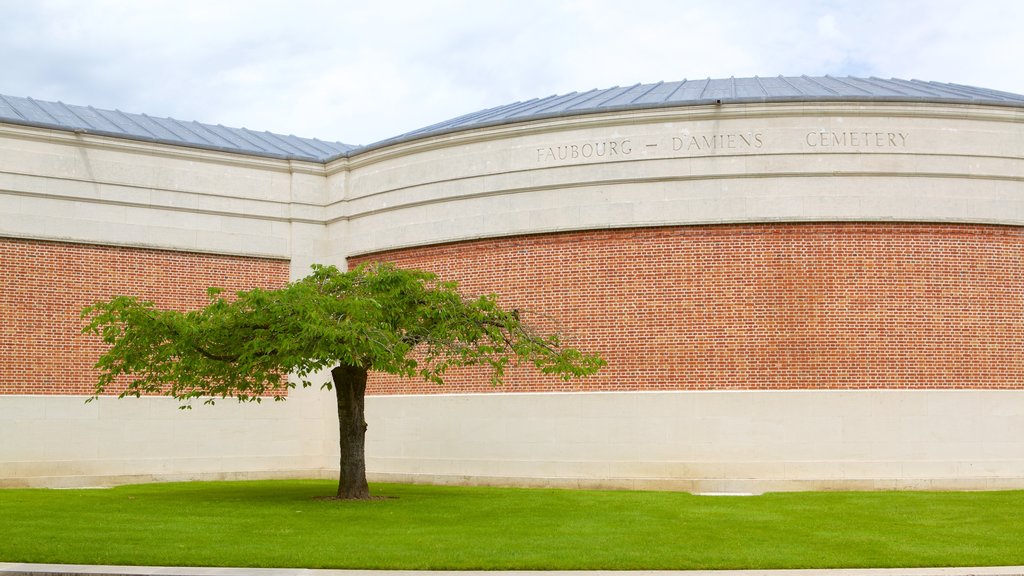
536 139 633 162
672 132 764 151
530 128 912 164
805 131 908 148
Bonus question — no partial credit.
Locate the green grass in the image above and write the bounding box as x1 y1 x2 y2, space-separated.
2 481 1024 570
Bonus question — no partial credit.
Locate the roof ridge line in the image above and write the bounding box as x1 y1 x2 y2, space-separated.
56 101 97 130
626 81 665 105
827 76 880 95
752 76 768 97
255 129 307 156
697 77 712 100
25 96 63 125
3 77 1023 162
521 89 595 116
568 85 634 110
105 108 161 138
0 94 29 122
664 78 689 101
165 116 217 146
801 75 841 96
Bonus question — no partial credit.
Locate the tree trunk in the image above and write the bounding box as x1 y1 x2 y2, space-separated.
332 363 371 499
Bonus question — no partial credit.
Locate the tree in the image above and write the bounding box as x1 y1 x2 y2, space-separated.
81 263 604 499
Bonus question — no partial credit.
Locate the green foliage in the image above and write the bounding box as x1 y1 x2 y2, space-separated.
81 263 604 404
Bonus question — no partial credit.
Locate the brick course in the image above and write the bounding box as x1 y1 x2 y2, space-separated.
1 238 290 395
350 223 1024 394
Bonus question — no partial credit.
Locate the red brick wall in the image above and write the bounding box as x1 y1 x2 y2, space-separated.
1 238 290 395
350 223 1024 394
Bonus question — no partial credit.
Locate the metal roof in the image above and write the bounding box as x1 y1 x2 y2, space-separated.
0 94 355 162
364 76 1024 154
2 77 1022 162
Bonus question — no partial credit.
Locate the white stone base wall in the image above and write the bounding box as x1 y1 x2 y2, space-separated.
6 388 1023 492
364 390 1024 493
0 388 337 488
3 99 1024 492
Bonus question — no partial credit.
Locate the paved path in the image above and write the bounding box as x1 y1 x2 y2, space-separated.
3 564 1024 576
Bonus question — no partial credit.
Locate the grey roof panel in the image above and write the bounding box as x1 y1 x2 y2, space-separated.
357 76 1024 156
68 105 124 132
816 76 875 95
729 76 761 97
93 108 159 137
250 129 303 156
403 99 536 136
9 96 62 124
862 77 929 96
932 80 1024 102
730 77 759 98
578 84 638 108
199 123 257 150
2 77 1022 162
398 104 510 138
0 95 27 121
0 93 354 161
145 115 203 143
255 130 309 157
672 78 714 101
700 78 735 99
465 97 548 123
128 113 190 140
185 121 239 148
753 76 799 97
558 88 610 110
34 100 93 129
510 91 588 117
598 83 662 107
284 134 342 157
167 118 217 146
785 76 840 96
634 80 685 104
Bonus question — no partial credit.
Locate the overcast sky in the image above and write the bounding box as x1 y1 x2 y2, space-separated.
1 0 1021 146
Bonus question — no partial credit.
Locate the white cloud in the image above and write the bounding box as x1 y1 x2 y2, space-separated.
0 0 1021 144
816 14 843 40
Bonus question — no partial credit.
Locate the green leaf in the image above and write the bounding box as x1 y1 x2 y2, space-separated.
81 262 604 406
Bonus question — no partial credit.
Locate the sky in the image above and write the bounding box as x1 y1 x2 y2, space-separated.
1 0 1022 146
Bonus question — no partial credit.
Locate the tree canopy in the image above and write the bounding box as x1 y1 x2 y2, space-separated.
82 263 604 498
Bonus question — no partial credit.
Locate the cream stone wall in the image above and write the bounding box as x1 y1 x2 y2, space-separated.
0 390 338 488
337 102 1024 256
0 123 340 487
365 390 1024 493
2 99 1023 490
344 101 1024 492
0 123 326 260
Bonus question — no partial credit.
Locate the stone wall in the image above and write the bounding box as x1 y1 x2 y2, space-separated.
0 123 339 487
1 237 290 395
3 97 1023 490
352 223 1024 394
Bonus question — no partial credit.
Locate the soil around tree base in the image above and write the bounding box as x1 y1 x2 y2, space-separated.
313 495 396 502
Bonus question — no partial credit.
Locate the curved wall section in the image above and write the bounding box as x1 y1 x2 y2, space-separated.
364 389 1024 493
344 100 1024 492
4 91 1023 491
339 102 1024 257
352 223 1024 394
355 223 1024 493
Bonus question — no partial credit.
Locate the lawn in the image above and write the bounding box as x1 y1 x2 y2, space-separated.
2 480 1023 570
